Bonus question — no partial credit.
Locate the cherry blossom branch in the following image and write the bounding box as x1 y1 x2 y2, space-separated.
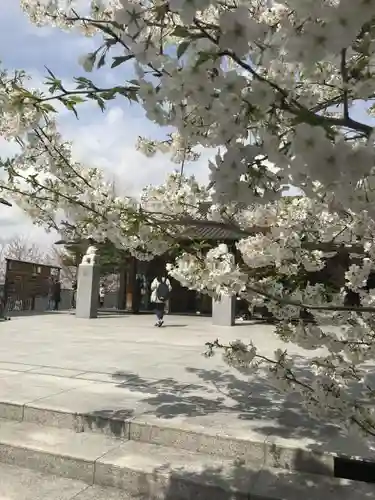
245 284 375 314
64 11 165 77
206 339 375 437
34 127 94 191
0 183 60 206
193 18 372 137
341 49 350 120
1 170 106 219
38 85 138 103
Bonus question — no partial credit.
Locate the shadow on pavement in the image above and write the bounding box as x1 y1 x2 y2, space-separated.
83 408 135 438
161 324 188 328
101 454 374 499
82 360 375 473
95 314 130 319
6 310 63 317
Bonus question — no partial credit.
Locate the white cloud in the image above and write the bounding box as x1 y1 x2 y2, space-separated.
0 100 212 241
0 138 20 159
0 204 58 246
0 1 212 246
61 105 211 196
0 101 212 241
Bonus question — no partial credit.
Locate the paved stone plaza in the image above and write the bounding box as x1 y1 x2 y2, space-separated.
0 312 374 498
0 311 374 461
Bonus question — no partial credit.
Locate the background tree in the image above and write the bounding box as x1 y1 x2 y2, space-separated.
0 235 52 283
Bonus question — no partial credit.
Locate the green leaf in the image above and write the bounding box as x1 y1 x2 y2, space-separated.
45 74 63 93
116 87 130 97
127 90 139 103
95 96 106 112
100 90 116 100
64 95 85 105
74 77 92 85
177 41 190 59
44 66 57 79
97 52 106 69
172 26 191 38
59 97 79 118
111 55 133 68
40 103 57 113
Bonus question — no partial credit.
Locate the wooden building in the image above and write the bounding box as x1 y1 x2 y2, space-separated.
4 259 60 311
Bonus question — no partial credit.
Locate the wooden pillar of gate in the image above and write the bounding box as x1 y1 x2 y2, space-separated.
117 264 127 311
125 257 137 311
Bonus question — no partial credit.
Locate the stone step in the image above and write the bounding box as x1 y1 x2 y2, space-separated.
0 367 374 482
0 418 372 500
0 398 375 477
0 398 341 478
0 461 139 500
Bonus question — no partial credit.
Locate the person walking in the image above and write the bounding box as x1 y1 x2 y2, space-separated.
71 279 77 309
151 273 172 327
47 276 54 311
0 287 9 321
99 284 106 308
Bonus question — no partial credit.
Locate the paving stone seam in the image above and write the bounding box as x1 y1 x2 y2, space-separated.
68 484 92 500
27 370 90 379
0 361 170 384
0 366 38 374
92 443 129 486
0 361 115 376
0 361 46 368
25 386 94 407
0 360 211 386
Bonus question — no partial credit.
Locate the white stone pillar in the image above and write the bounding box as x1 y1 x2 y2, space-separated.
212 294 235 326
75 262 100 319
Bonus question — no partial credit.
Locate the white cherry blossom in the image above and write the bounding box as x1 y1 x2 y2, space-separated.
5 0 375 437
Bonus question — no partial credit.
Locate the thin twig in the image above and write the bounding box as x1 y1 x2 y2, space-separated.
246 284 375 314
341 48 350 120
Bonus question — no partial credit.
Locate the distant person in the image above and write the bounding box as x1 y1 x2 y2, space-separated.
14 299 22 311
151 273 172 327
47 276 54 310
99 284 106 308
52 279 61 311
0 288 8 320
71 279 77 309
236 296 251 321
132 275 143 314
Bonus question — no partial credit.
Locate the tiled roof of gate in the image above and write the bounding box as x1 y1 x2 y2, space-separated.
179 225 246 241
175 202 265 240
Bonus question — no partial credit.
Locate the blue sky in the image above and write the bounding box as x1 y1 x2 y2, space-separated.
0 0 210 246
